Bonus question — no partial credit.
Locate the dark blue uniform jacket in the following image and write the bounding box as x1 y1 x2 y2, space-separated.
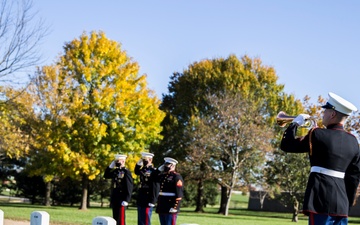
134 164 158 206
104 167 133 206
281 123 360 216
155 171 184 214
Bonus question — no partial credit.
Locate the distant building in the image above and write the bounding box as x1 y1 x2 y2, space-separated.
248 190 360 217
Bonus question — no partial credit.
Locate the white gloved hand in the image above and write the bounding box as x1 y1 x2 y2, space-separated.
292 114 310 126
121 201 128 206
109 160 115 169
169 208 177 213
158 165 164 172
148 203 155 207
136 159 143 166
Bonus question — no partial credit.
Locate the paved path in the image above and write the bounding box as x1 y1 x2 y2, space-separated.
4 219 29 225
4 219 63 224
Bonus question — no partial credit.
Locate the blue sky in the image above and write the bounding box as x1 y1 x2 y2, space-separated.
34 1 360 110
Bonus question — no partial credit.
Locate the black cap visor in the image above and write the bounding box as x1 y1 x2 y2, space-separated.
321 102 335 110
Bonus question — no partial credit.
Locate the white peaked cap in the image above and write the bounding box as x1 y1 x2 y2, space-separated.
114 154 127 160
164 157 178 165
322 92 357 116
141 152 154 158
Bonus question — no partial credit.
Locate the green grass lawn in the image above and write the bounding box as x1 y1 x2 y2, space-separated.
0 203 309 225
1 194 360 225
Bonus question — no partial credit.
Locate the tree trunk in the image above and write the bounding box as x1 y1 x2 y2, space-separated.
218 185 228 215
194 179 205 212
79 174 89 210
44 181 51 206
292 198 299 222
224 188 233 216
259 191 267 209
87 186 90 208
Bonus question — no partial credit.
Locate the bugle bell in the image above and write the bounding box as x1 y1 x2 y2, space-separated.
276 111 316 128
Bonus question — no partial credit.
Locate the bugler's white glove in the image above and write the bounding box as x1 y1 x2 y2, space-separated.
158 165 164 172
292 114 310 126
169 207 177 213
109 160 115 169
136 159 143 166
148 203 155 207
121 201 128 206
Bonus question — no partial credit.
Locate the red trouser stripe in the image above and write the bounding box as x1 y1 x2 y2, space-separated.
145 207 150 225
172 213 177 225
309 213 314 225
120 206 125 225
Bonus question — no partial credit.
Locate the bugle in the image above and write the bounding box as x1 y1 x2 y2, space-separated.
276 111 316 128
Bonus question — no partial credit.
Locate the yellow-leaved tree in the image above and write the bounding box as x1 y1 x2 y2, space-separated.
0 87 35 159
29 31 165 209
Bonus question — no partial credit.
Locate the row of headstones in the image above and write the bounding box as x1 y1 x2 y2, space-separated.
0 210 116 225
0 210 199 225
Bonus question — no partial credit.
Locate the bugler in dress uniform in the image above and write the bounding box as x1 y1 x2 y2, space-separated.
104 154 134 225
154 157 184 225
134 152 158 225
280 92 360 225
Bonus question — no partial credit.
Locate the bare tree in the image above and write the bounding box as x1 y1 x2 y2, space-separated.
0 0 47 85
187 92 275 216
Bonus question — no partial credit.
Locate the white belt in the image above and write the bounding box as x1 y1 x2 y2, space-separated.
159 192 176 196
310 166 345 179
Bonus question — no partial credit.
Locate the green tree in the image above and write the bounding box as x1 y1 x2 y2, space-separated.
27 31 165 209
155 55 303 215
15 172 46 204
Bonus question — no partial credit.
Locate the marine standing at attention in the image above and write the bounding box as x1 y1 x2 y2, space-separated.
155 157 184 225
280 92 360 225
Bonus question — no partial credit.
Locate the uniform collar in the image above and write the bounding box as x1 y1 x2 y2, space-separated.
326 123 344 130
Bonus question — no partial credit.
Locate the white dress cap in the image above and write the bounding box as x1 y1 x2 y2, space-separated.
164 157 178 165
322 92 357 116
141 152 154 158
114 154 127 160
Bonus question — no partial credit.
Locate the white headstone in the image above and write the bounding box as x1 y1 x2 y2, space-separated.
30 211 49 225
92 216 116 225
0 209 3 225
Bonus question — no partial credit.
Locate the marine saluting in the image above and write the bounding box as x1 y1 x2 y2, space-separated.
134 152 158 225
104 154 134 225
